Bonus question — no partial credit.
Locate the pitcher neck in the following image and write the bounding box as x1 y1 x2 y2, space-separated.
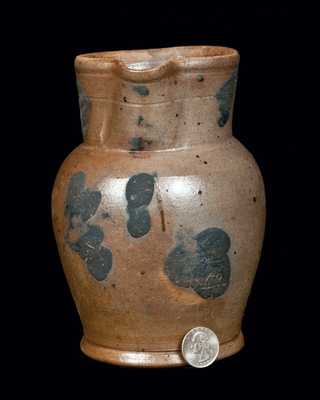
75 46 239 151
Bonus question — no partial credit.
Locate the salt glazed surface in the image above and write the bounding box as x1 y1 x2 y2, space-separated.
52 46 266 367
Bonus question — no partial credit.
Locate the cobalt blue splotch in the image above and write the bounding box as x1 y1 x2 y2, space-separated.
65 171 112 281
215 69 238 128
76 80 91 137
165 227 231 299
125 173 155 238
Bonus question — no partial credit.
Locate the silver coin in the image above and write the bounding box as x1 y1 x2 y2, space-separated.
182 327 219 368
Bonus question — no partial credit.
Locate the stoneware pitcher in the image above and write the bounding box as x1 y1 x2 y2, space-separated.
52 46 266 367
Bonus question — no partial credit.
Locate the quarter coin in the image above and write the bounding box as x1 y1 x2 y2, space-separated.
182 327 219 368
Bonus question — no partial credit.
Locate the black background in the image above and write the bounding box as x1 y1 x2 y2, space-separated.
13 4 306 395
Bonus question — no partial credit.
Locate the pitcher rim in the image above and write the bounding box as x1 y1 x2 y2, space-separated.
75 46 239 82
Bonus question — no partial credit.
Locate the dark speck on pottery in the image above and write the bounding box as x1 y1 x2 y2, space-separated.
137 116 144 126
129 137 145 151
